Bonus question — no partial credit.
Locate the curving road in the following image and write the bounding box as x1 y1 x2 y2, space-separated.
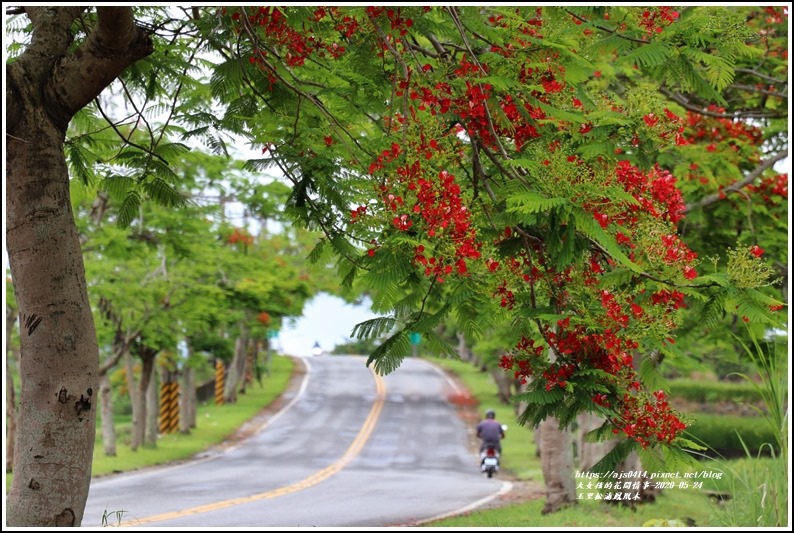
81 355 509 528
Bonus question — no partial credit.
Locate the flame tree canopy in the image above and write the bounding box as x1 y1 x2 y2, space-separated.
186 6 786 459
5 6 787 485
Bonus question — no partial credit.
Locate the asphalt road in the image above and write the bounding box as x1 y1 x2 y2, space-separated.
81 355 509 528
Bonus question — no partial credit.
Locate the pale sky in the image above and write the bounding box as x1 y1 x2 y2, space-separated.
276 293 377 358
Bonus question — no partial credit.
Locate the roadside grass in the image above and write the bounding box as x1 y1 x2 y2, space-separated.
91 354 295 477
421 489 716 527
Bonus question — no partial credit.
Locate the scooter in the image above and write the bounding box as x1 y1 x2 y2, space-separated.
480 446 500 478
479 424 507 478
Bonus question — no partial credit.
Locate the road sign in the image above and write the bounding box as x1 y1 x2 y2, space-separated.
409 332 421 345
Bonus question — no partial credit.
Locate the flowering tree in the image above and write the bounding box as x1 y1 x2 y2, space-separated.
5 5 786 525
212 5 786 454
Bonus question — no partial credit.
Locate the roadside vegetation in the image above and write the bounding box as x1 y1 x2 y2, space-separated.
5 355 295 489
424 350 788 528
6 346 785 528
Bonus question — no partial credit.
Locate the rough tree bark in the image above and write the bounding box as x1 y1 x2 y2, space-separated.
98 373 117 456
128 341 158 450
224 326 250 403
145 367 159 447
538 346 577 514
6 304 19 473
5 7 153 526
539 416 577 514
179 343 197 432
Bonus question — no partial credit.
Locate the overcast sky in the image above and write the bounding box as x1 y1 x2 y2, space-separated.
276 293 376 358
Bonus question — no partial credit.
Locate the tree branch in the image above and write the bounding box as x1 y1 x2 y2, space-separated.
660 86 786 120
46 7 154 126
735 67 787 85
684 150 789 213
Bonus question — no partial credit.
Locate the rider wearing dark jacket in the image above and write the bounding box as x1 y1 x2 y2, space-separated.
476 409 505 452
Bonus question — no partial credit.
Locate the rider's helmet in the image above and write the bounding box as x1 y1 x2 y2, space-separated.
485 409 496 419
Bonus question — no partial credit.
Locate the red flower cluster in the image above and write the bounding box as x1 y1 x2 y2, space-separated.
611 390 686 448
229 6 348 69
615 161 686 224
408 170 481 281
499 314 689 447
228 227 254 246
639 7 680 36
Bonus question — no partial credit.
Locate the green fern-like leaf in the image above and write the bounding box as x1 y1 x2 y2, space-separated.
366 330 410 375
683 47 735 92
306 238 327 265
583 419 618 444
625 41 673 68
141 177 187 208
637 443 702 476
517 401 561 428
638 353 667 395
597 268 637 290
696 273 731 287
506 191 571 217
116 190 141 229
243 158 276 173
327 232 359 263
697 292 726 330
572 208 643 273
151 141 190 162
675 56 727 106
337 261 358 292
515 385 565 406
736 296 780 326
65 142 95 186
352 316 398 341
101 174 136 201
210 59 246 102
674 437 708 452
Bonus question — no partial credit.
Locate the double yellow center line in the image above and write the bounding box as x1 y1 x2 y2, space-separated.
117 368 386 526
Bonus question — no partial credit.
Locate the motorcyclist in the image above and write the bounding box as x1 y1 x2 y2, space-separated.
476 409 505 453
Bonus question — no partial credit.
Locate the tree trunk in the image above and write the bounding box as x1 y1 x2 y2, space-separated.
123 350 142 451
538 346 576 514
224 327 249 403
179 343 196 433
6 305 19 473
237 338 251 395
539 416 577 514
99 372 117 456
132 344 157 449
490 367 514 405
5 76 99 527
5 7 152 525
145 368 159 447
456 331 474 362
6 351 18 474
97 331 135 457
180 365 196 433
577 411 613 471
251 339 262 386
